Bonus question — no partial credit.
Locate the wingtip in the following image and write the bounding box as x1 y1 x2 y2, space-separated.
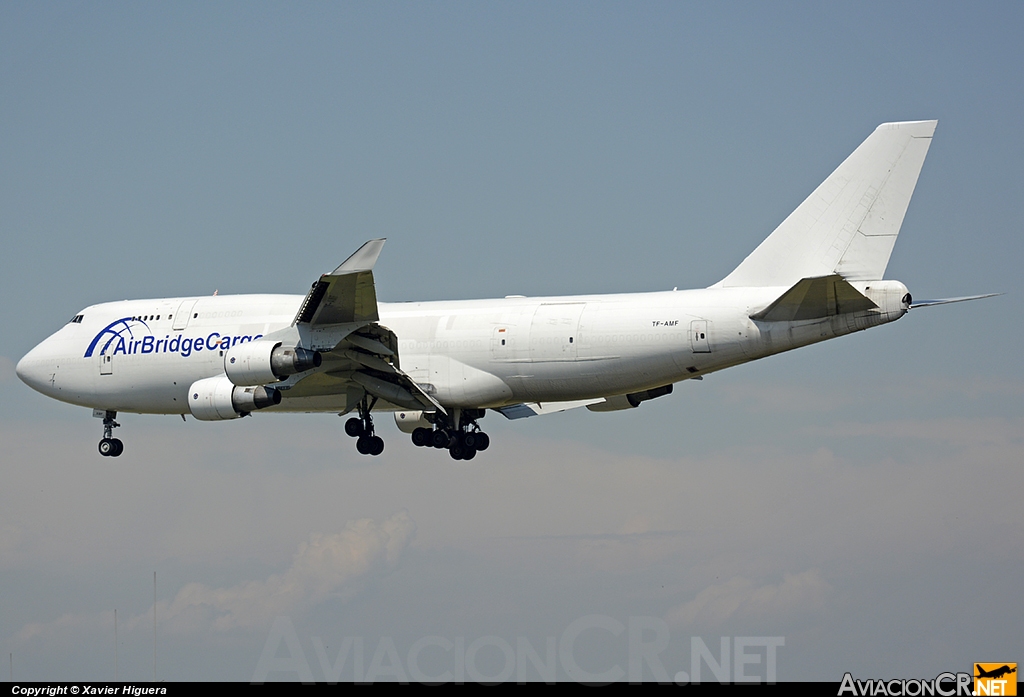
332 238 387 274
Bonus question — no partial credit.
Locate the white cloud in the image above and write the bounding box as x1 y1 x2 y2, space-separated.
18 512 416 641
144 511 416 633
665 569 831 629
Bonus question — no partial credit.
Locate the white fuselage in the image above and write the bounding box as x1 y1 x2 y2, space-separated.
16 282 910 416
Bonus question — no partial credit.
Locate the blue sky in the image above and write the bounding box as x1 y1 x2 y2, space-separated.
1 2 1021 681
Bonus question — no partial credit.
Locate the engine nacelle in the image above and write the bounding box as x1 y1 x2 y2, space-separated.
224 341 322 386
394 410 433 434
188 376 282 421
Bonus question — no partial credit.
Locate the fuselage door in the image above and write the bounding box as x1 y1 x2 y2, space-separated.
491 326 513 360
530 303 585 361
172 299 197 331
690 320 711 353
99 354 113 375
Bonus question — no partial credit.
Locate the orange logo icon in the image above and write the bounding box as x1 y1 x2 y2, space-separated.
975 664 1017 696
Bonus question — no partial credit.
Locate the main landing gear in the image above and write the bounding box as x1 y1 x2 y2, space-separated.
97 410 124 457
410 409 490 461
344 396 385 456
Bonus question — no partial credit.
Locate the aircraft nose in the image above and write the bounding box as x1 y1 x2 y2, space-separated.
16 345 49 392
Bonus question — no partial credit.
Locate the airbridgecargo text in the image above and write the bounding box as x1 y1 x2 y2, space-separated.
105 332 264 358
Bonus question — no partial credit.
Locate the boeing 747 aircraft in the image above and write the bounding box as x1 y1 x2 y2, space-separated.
16 120 995 460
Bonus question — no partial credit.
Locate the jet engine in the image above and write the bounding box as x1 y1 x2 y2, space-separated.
224 341 321 386
188 376 282 421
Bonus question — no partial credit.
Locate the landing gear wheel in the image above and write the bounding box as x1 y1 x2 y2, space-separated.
349 396 385 456
474 433 490 451
449 443 466 460
369 436 385 456
98 410 123 457
431 430 451 449
462 432 479 450
411 427 430 447
462 447 477 461
99 438 115 457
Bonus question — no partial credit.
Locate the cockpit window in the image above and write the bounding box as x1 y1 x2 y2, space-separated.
68 314 84 324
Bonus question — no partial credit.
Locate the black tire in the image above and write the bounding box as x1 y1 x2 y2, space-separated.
345 418 364 438
111 439 124 457
356 436 372 454
462 432 478 449
475 432 490 451
411 428 430 447
98 438 114 457
431 430 450 448
370 436 385 456
449 444 465 460
462 447 477 461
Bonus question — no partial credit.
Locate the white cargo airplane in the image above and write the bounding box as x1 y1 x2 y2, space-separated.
17 120 995 460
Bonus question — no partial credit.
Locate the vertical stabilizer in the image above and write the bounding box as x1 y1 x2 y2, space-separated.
716 120 936 288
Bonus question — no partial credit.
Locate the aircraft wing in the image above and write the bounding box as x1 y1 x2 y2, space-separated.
494 390 677 419
494 399 605 419
293 238 385 327
281 238 446 415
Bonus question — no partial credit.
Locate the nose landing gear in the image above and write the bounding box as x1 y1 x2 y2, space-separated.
97 410 124 457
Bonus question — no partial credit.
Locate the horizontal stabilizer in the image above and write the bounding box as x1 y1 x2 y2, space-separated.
910 293 1002 308
751 274 877 322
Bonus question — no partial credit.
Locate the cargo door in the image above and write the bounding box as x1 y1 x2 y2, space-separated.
530 303 585 361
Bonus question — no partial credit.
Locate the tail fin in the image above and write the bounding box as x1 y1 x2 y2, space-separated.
716 120 937 288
